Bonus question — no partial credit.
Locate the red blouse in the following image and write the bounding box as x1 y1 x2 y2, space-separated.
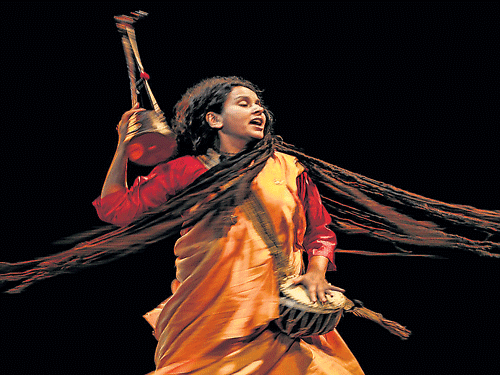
93 155 336 270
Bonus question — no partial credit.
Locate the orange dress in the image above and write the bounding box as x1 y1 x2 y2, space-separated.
141 152 364 374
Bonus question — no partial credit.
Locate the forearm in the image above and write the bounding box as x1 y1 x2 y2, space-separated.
101 143 128 199
100 104 145 199
298 171 337 271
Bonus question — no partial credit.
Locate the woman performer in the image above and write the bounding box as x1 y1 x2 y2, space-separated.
93 76 365 374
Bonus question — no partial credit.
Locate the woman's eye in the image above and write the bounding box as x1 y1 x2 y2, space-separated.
239 102 248 106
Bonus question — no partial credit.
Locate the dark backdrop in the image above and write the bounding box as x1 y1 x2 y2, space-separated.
1 3 498 374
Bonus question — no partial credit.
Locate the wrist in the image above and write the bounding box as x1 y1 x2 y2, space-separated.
307 255 329 275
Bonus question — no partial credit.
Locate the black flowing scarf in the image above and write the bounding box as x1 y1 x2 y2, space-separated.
1 135 498 293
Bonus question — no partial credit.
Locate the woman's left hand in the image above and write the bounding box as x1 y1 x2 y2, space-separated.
291 256 344 303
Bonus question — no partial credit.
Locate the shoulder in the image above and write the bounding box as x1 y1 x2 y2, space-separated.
273 151 305 176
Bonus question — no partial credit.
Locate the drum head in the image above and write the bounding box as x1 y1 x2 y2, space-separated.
279 277 346 314
127 132 177 166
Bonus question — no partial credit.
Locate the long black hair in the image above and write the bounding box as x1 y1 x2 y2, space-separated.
1 77 498 293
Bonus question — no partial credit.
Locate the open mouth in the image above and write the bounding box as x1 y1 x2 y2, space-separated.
250 118 264 126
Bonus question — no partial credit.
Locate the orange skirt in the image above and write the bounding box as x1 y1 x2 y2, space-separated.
147 327 364 375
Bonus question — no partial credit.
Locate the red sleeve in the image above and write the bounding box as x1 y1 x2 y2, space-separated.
297 171 337 271
92 156 207 227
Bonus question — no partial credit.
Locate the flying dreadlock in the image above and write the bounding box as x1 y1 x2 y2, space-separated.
1 77 498 294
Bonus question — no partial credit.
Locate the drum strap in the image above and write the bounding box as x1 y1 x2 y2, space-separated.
240 191 293 285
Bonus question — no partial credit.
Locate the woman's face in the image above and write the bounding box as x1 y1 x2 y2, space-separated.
210 86 266 153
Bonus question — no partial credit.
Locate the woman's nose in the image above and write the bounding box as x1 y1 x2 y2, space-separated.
252 104 264 114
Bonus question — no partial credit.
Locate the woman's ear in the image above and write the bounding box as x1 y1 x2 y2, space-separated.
206 112 223 129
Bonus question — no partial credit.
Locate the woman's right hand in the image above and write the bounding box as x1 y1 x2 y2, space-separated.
116 103 146 144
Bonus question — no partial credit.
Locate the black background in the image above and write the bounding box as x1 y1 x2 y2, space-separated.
1 2 498 374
